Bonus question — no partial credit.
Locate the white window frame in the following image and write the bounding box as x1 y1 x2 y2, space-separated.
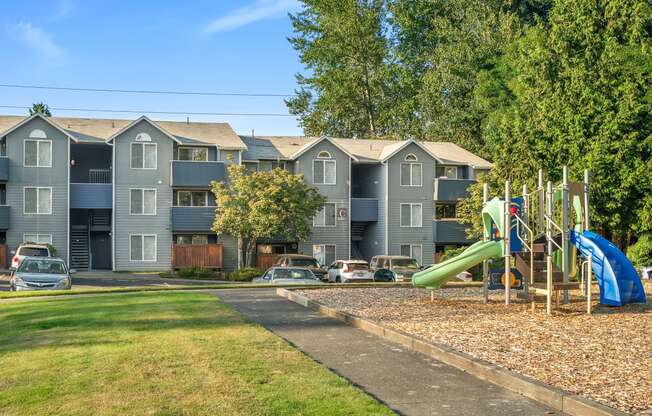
129 234 157 262
130 142 158 170
313 202 337 227
400 203 423 228
23 233 52 245
436 165 458 179
23 186 52 215
400 244 423 265
178 146 208 161
129 188 157 215
24 139 52 168
313 159 336 185
176 190 208 207
400 162 422 187
313 244 336 267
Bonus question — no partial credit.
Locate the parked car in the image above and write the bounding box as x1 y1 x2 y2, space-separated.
370 255 421 282
11 243 53 269
9 257 71 291
327 260 374 283
274 254 328 281
252 267 321 285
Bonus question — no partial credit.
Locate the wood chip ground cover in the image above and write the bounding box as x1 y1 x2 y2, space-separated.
297 282 652 414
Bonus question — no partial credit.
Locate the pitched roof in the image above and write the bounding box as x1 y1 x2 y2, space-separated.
0 115 247 149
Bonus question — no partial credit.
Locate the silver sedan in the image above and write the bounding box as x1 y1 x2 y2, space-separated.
10 257 72 291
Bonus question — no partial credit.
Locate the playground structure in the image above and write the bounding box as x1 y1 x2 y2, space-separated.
413 167 647 314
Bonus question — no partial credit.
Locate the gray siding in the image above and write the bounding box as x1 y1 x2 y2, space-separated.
70 183 112 209
386 143 435 265
113 120 173 271
296 140 350 261
5 117 69 263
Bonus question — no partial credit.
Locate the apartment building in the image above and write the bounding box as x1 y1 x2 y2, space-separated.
0 114 491 272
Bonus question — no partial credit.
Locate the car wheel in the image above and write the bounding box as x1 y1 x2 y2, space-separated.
335 276 341 283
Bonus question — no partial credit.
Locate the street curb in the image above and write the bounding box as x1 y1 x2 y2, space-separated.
276 287 629 416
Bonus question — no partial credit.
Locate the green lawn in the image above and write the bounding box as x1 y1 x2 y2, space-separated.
0 292 393 416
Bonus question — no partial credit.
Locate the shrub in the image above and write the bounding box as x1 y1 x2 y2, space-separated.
627 234 652 267
169 267 221 280
228 268 263 282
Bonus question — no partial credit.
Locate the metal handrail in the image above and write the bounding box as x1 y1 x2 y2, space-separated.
544 214 563 233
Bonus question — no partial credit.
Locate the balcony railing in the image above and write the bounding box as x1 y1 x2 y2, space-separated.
434 178 475 201
70 183 112 209
0 157 9 181
432 220 472 244
89 169 111 183
0 205 9 230
350 198 378 222
171 206 216 232
171 161 225 188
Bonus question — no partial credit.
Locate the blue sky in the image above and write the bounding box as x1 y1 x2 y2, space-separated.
0 0 304 135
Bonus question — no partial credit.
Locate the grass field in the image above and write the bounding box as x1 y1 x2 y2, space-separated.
0 292 393 416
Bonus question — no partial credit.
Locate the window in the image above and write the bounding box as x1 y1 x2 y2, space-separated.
243 161 259 173
314 202 336 227
178 147 208 161
24 139 52 167
259 160 286 171
23 234 52 245
313 244 336 267
313 154 336 185
400 244 423 265
434 203 457 220
436 165 458 179
176 191 208 207
130 189 157 215
24 187 52 214
400 155 422 186
400 203 422 227
130 234 157 261
176 235 209 245
131 143 157 169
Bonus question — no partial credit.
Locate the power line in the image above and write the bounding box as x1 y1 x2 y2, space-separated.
0 83 296 98
0 105 296 117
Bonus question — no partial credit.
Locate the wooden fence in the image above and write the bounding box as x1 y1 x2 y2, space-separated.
172 244 223 269
0 244 6 269
256 253 279 270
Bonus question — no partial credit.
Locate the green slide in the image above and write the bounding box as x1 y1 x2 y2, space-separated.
412 240 503 289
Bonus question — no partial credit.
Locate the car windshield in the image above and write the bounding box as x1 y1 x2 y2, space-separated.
392 259 419 269
289 258 319 267
18 259 66 274
347 263 369 270
19 247 49 257
274 269 313 280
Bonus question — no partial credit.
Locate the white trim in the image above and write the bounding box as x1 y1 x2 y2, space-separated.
23 139 53 168
313 202 337 227
317 151 332 159
0 113 78 142
106 116 180 144
177 146 209 161
130 142 158 170
312 244 336 266
312 159 336 185
22 233 53 244
23 186 52 215
400 162 423 187
129 188 157 215
400 203 423 228
129 233 158 262
404 153 418 161
290 136 359 162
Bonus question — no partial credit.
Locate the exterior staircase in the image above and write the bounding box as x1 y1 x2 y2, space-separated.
70 225 89 270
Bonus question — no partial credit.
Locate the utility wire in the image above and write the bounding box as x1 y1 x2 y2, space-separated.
0 83 296 98
0 105 296 117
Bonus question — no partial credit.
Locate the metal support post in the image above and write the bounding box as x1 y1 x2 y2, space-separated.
546 181 553 315
504 181 511 305
482 182 489 304
562 166 570 304
584 169 592 314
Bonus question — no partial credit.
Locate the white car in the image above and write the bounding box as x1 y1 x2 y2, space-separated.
11 243 53 269
327 260 374 283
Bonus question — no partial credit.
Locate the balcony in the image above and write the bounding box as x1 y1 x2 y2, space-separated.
0 205 9 229
70 183 112 209
434 178 475 201
171 207 216 232
171 161 225 188
433 220 472 244
351 198 378 222
0 157 8 181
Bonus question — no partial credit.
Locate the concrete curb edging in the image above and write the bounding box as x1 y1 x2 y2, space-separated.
277 287 629 416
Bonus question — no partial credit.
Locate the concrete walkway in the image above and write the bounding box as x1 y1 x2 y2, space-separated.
213 289 561 416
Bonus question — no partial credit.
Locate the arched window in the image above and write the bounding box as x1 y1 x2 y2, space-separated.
29 129 47 139
404 153 418 161
317 151 332 159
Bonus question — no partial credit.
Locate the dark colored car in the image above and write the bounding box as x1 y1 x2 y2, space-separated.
370 255 421 282
274 254 328 281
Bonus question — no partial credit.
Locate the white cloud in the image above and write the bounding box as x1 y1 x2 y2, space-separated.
54 0 73 20
205 0 299 33
9 22 64 59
